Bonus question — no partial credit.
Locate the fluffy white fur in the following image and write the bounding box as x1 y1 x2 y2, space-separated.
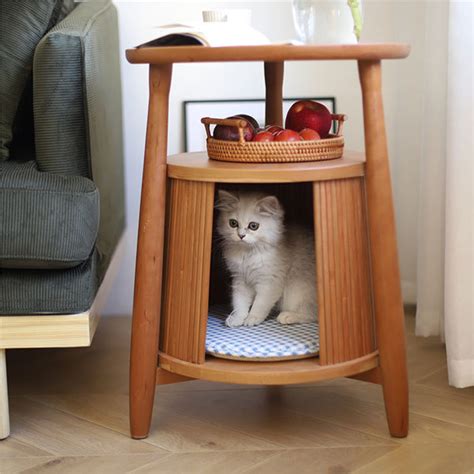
216 190 317 327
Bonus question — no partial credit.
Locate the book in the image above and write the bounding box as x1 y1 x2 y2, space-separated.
137 22 271 48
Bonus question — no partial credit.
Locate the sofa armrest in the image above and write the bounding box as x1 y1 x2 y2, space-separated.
33 0 125 276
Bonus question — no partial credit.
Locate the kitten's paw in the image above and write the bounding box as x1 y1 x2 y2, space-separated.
277 311 314 325
243 314 266 327
225 312 247 328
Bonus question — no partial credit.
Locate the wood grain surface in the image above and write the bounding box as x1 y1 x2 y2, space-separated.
129 64 172 439
264 61 284 126
158 351 379 385
127 43 410 64
167 151 365 183
358 59 409 438
4 310 472 473
313 178 375 365
161 179 215 364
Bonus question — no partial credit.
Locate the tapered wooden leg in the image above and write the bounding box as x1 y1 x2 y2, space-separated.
358 60 409 438
130 64 172 439
0 349 10 439
264 61 284 126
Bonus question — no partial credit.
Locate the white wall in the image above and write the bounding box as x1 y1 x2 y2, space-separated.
104 0 430 315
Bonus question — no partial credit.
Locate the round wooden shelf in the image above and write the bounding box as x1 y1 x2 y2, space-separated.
158 351 379 385
167 151 365 183
127 43 410 65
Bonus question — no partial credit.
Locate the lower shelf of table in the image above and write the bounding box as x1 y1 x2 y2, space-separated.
158 350 379 385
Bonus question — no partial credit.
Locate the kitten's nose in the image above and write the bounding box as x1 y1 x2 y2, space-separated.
238 231 246 239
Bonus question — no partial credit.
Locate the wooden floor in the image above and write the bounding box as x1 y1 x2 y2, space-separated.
2 308 473 474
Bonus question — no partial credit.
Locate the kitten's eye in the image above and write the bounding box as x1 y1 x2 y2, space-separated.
248 222 259 231
229 219 239 228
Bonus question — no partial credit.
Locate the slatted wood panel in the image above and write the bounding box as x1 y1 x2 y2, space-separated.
161 179 215 364
313 177 375 365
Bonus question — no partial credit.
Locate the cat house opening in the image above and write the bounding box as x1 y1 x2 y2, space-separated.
206 182 320 362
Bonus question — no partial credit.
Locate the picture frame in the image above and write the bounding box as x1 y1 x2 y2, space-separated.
183 97 336 152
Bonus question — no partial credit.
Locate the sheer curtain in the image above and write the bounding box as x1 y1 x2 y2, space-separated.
416 1 473 388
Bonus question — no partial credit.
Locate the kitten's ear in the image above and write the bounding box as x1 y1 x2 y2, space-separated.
256 196 283 217
215 190 239 211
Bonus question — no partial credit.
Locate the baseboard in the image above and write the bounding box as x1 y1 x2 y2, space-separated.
401 279 416 305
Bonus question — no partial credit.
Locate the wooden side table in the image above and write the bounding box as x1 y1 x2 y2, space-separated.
126 44 410 440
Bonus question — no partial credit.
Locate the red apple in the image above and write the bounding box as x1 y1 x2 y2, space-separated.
252 131 274 142
299 128 321 140
285 100 332 137
213 116 255 141
264 125 284 135
274 129 303 142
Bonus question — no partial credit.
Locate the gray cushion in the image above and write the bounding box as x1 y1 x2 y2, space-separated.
33 1 126 278
0 161 99 269
0 250 98 314
0 0 74 161
33 0 116 178
33 19 89 176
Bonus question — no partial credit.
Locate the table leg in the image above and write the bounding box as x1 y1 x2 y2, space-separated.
358 60 409 438
130 64 172 439
264 62 284 127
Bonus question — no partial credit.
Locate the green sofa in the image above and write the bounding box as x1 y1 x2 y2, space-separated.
0 0 125 314
0 0 125 438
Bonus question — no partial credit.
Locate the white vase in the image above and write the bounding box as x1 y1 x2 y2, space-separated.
292 0 362 45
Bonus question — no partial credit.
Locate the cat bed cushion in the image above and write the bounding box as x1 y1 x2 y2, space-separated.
206 306 319 361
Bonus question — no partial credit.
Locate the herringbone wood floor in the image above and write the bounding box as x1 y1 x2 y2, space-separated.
2 309 474 474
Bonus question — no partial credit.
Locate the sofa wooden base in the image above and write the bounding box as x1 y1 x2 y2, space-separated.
0 349 9 440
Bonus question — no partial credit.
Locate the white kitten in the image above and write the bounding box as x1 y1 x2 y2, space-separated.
216 190 317 327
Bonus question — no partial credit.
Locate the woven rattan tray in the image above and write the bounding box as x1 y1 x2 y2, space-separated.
201 114 346 163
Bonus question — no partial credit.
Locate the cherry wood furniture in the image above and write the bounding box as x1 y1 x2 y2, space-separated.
126 44 410 440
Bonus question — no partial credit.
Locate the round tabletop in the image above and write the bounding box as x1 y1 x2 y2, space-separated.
126 43 410 64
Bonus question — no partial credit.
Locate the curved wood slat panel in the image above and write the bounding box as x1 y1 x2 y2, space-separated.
161 179 215 364
314 178 375 365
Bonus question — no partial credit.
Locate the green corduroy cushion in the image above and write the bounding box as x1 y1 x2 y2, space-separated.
0 250 98 315
0 0 75 161
33 22 89 176
0 161 99 269
33 0 114 177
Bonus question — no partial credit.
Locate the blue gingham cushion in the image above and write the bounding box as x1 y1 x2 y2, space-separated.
206 306 319 360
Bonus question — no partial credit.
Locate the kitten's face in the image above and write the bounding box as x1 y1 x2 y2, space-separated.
216 191 284 246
